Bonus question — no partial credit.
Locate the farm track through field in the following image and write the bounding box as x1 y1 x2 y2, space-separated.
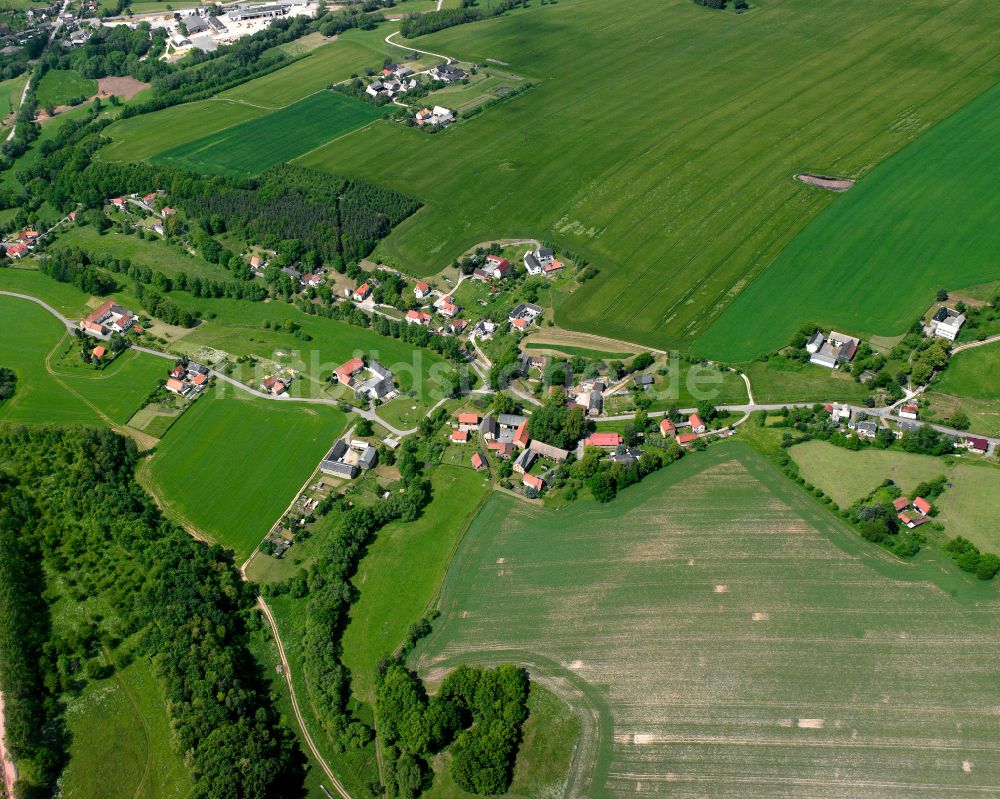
102 645 153 799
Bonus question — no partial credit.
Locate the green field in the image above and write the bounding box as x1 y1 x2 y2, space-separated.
141 386 345 559
101 99 269 163
342 464 491 702
923 344 1000 437
413 442 1000 798
0 73 28 121
791 439 1000 552
151 90 384 176
60 659 190 799
220 36 396 108
523 341 634 361
699 81 1000 360
790 439 949 508
0 295 162 428
741 357 871 404
36 69 97 107
292 0 1000 353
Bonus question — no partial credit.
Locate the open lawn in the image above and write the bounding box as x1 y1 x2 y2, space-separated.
141 385 345 559
698 79 1000 360
742 357 871 404
0 73 28 121
922 344 1000 437
413 442 1000 799
152 90 384 177
0 266 94 317
294 0 1000 354
342 464 491 702
0 295 160 427
790 439 949 508
791 439 1000 553
36 68 97 107
60 659 190 799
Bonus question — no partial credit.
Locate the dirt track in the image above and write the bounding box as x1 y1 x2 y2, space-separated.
794 173 855 191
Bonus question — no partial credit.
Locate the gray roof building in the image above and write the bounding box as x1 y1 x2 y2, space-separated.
498 413 527 429
359 446 378 470
513 448 537 474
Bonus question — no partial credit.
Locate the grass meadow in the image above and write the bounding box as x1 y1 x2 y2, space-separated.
0 73 28 121
36 69 97 107
60 659 190 799
342 464 492 702
291 0 1000 353
141 385 345 559
413 442 1000 798
923 344 1000 437
791 439 1000 553
741 357 871 404
698 80 1000 360
151 90 384 176
523 341 634 361
0 295 162 428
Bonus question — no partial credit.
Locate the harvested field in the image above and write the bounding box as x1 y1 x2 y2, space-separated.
415 443 1000 799
97 76 150 100
794 173 854 191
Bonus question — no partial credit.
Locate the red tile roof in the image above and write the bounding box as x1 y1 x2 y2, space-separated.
892 496 910 511
659 419 675 436
913 496 931 515
334 357 364 383
677 433 699 444
472 453 487 470
192 373 207 385
92 346 106 358
522 473 544 490
689 413 705 429
415 281 430 293
451 429 469 443
165 378 186 392
458 412 480 425
513 420 530 448
585 433 621 448
966 436 988 452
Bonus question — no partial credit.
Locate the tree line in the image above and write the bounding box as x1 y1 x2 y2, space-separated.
399 0 526 38
0 426 305 798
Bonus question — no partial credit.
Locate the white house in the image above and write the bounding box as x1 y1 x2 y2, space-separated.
929 306 965 341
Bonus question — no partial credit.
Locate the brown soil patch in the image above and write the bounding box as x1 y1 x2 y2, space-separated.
97 76 150 100
795 173 855 191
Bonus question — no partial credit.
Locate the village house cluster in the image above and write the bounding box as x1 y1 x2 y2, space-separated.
165 360 210 397
319 436 379 480
806 329 860 369
1 227 39 259
332 357 396 402
108 190 176 236
80 299 136 338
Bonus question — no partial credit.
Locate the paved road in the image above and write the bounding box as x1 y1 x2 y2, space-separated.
952 333 1000 354
6 0 70 142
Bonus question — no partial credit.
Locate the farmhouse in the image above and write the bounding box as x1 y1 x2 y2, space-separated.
808 330 860 369
451 429 469 443
474 255 511 281
333 357 365 386
165 378 190 396
486 440 514 459
498 414 527 430
508 302 543 330
352 283 372 302
964 435 989 454
513 448 537 474
677 432 699 445
610 448 644 467
414 281 431 298
856 419 879 438
356 360 395 401
80 300 135 338
899 404 918 420
660 418 676 437
929 306 965 341
522 473 545 492
585 432 622 449
262 375 288 396
633 373 654 390
480 415 499 441
689 413 706 434
430 64 468 83
415 106 455 127
438 296 460 317
471 452 488 471
4 242 28 258
320 440 357 479
405 309 432 326
457 412 480 431
512 419 530 449
449 319 468 334
529 440 570 462
91 345 106 360
473 319 497 339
